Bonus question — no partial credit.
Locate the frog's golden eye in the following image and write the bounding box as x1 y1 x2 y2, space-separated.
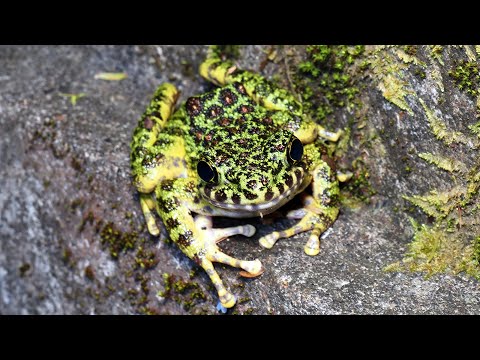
197 160 218 183
287 137 303 163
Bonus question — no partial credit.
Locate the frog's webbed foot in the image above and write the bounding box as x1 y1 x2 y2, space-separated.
193 216 263 308
258 195 337 256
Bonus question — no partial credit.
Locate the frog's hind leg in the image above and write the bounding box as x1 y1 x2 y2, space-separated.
199 48 304 116
131 83 180 193
131 83 188 236
156 180 263 309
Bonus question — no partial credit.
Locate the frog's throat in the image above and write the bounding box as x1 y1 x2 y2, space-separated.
201 168 307 215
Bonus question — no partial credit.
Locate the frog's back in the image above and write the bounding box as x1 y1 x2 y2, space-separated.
184 82 293 150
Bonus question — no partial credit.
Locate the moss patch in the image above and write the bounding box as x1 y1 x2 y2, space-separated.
367 46 422 115
158 273 207 312
448 60 480 98
385 219 479 278
99 221 140 259
210 45 242 60
295 45 365 125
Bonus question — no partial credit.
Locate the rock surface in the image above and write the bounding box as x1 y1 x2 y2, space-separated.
1 45 479 314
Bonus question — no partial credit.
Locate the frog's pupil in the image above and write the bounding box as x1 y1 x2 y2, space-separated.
289 138 303 162
197 160 217 182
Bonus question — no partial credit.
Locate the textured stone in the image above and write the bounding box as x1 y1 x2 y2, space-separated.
1 45 479 315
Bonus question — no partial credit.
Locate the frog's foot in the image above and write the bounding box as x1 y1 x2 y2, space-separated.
195 215 264 287
198 257 237 308
200 253 262 309
259 194 338 256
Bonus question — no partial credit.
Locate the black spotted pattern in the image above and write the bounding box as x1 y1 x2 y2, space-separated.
185 83 308 205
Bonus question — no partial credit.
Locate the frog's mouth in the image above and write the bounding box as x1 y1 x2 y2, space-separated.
200 167 307 217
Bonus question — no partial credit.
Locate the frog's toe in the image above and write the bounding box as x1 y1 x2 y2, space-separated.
286 208 308 219
304 233 320 256
243 224 256 237
258 233 278 249
196 215 256 244
239 259 264 277
220 292 236 309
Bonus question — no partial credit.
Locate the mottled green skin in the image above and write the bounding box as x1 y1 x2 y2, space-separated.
130 52 340 308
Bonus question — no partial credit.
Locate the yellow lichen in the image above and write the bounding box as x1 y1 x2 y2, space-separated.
94 72 128 81
395 48 425 66
463 45 476 62
418 152 466 173
429 45 444 66
419 98 469 145
403 186 465 220
430 67 444 93
59 92 86 106
386 218 480 279
367 46 415 115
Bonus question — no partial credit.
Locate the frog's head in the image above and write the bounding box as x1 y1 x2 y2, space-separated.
197 130 306 214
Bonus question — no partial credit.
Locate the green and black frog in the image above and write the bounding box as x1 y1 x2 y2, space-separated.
130 49 342 309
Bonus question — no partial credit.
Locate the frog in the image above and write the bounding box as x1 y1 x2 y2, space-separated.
130 49 342 309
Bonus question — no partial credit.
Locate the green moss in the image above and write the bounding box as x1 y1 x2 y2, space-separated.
84 265 95 280
237 297 251 304
429 45 444 65
448 60 480 98
468 121 480 138
99 222 139 259
418 152 466 173
431 67 444 93
296 45 365 124
210 45 241 60
419 98 469 145
403 187 464 220
472 236 480 266
389 98 480 279
463 45 477 62
368 46 418 115
19 263 31 277
385 219 480 279
340 162 376 208
403 45 418 57
158 272 207 311
134 246 158 270
243 307 255 315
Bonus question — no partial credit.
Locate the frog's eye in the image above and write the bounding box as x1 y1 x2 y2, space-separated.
197 160 218 183
288 137 303 163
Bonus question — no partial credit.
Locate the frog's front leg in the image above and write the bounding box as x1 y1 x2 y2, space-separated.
156 179 263 308
258 161 339 256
